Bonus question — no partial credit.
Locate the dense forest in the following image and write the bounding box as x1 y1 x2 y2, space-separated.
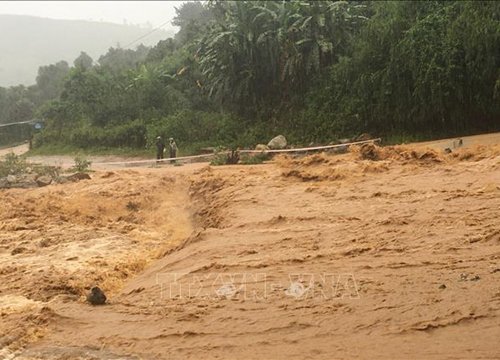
1 1 499 152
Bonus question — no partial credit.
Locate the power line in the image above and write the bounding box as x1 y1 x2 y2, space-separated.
0 119 38 128
123 19 172 49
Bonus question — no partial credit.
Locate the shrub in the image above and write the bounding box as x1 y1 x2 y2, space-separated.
0 153 28 177
71 155 92 172
210 151 229 166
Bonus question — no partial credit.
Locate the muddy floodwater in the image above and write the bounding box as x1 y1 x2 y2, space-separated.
1 135 499 359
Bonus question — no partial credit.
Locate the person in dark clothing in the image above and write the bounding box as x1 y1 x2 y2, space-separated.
168 138 177 164
156 136 165 162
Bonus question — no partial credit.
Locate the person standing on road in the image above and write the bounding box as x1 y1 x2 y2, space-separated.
169 138 177 164
156 136 165 163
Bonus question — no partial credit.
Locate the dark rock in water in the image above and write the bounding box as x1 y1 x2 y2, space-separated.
359 143 379 161
87 286 107 305
438 284 446 289
11 246 28 255
444 148 452 154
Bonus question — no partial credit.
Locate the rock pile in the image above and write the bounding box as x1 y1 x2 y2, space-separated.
0 172 91 189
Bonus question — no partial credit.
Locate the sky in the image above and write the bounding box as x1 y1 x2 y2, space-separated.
0 1 186 31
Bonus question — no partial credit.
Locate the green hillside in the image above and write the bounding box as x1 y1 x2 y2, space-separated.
1 1 499 151
0 15 173 86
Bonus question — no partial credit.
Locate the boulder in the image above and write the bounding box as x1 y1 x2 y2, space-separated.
21 174 37 183
0 178 8 189
0 175 38 189
87 286 107 305
17 179 38 189
36 175 52 187
255 144 270 151
267 135 287 150
65 172 91 182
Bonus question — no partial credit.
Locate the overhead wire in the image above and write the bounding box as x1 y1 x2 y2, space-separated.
0 119 38 128
122 18 173 49
1 19 173 128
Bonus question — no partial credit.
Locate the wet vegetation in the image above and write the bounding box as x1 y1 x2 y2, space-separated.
1 1 499 151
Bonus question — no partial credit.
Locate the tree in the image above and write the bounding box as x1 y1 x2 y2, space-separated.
172 1 213 45
35 60 70 103
294 1 500 140
27 0 500 151
145 38 177 63
197 1 365 116
0 87 8 124
98 45 149 74
74 51 94 70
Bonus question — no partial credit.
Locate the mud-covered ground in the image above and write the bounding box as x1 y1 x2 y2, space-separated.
0 135 499 359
